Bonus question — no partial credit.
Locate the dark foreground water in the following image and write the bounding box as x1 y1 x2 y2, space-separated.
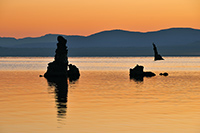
0 57 200 133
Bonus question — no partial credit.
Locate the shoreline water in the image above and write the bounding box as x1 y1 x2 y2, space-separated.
1 70 200 133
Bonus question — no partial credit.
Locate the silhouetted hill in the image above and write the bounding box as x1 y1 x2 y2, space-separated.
0 28 200 56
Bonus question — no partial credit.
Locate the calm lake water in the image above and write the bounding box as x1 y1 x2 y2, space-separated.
0 57 200 133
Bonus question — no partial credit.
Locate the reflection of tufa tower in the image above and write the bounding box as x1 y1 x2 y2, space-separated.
44 36 68 77
46 77 68 120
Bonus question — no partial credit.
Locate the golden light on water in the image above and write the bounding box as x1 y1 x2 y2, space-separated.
0 57 200 132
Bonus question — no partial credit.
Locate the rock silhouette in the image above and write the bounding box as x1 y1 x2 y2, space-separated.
153 43 164 61
130 64 156 81
44 36 68 77
44 36 80 81
68 64 80 81
159 72 168 76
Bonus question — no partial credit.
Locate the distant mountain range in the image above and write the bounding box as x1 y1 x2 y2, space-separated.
0 28 200 56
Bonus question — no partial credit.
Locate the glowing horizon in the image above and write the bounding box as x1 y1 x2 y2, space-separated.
1 27 199 39
0 0 200 38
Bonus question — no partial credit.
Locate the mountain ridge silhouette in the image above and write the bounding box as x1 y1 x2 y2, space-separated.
0 28 200 56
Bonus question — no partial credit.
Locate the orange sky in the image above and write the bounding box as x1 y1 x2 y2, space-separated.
0 0 200 38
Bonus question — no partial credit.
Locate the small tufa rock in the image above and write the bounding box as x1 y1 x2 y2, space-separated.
68 64 80 81
130 64 156 81
159 72 168 76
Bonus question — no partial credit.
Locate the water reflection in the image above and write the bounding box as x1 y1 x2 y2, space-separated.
130 76 144 82
46 77 68 120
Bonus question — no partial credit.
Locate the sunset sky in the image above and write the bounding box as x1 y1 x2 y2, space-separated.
0 0 200 38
